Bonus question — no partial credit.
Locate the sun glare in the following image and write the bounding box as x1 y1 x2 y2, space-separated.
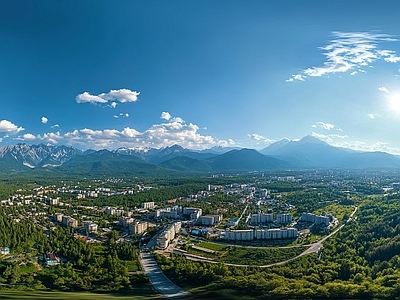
389 94 400 113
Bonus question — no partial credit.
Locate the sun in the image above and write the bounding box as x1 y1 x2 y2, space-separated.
389 94 400 113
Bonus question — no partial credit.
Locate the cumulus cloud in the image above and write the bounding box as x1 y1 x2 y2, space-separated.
309 132 400 155
41 116 48 124
334 140 400 155
76 88 140 107
0 120 24 134
287 31 400 81
113 113 130 119
247 133 275 145
15 113 228 150
161 112 172 121
378 86 390 93
22 133 36 140
311 122 341 131
311 132 348 142
286 74 306 82
367 113 380 119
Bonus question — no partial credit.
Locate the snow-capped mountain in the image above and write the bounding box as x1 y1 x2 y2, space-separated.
0 144 83 168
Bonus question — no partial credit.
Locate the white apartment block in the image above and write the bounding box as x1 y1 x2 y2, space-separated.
300 212 330 226
156 221 181 249
129 221 148 235
48 198 59 205
225 230 254 241
105 206 125 216
142 202 155 209
255 228 298 240
119 216 135 228
62 215 78 228
260 189 270 198
276 213 293 224
225 228 298 241
183 207 202 220
83 221 98 233
54 213 63 222
250 212 274 225
155 206 181 219
197 214 222 226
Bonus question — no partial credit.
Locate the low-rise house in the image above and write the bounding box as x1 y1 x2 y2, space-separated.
45 252 60 266
0 247 10 255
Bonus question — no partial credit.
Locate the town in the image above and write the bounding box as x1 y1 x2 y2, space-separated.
0 170 394 263
1 169 400 298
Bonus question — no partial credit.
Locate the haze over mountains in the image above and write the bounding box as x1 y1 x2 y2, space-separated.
1 136 400 176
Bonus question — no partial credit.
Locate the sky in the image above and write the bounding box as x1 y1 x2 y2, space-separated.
2 1 400 153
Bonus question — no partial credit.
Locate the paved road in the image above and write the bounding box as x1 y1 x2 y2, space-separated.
140 252 191 299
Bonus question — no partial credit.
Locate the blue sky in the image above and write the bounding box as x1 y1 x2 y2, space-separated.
2 1 400 153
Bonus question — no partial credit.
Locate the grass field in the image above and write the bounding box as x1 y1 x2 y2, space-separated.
0 290 162 300
196 241 226 251
218 246 304 265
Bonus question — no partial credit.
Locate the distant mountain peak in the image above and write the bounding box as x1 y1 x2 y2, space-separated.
296 135 327 145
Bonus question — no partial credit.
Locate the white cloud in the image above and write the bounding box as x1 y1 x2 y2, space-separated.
22 133 36 140
312 122 338 131
0 120 24 134
41 116 48 124
286 74 306 82
335 140 400 155
378 86 390 93
367 113 380 119
51 124 60 128
76 92 108 104
113 113 130 119
247 133 275 145
17 113 227 150
76 88 140 106
311 132 348 143
161 112 172 121
287 31 400 81
309 132 400 155
377 50 400 63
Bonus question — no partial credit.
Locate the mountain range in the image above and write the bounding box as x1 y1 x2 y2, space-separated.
1 136 400 176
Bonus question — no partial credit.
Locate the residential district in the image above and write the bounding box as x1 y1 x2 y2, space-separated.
1 170 379 265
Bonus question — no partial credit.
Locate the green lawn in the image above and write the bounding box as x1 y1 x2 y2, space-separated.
0 290 162 300
126 260 140 272
196 241 226 251
218 246 304 265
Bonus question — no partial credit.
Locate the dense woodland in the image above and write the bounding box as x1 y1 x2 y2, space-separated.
0 208 145 292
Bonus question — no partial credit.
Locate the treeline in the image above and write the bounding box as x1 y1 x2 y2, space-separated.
77 183 206 207
0 209 47 253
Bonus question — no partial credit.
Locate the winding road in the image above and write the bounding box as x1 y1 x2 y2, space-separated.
140 252 191 299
